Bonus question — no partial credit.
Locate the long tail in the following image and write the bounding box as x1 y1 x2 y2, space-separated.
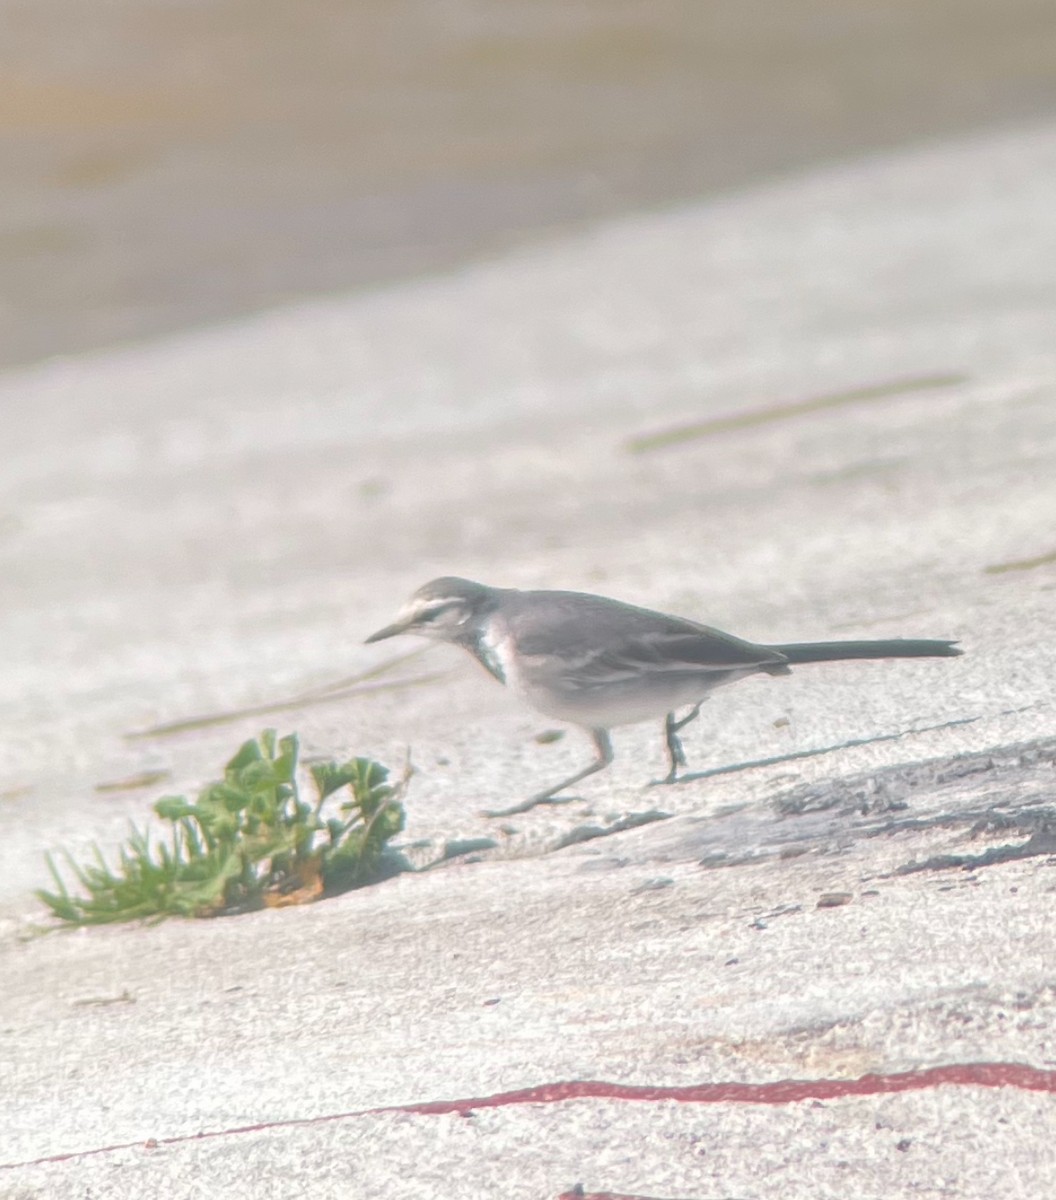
770 639 962 664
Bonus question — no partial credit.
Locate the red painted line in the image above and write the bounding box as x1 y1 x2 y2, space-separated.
557 1192 689 1200
3 1062 1053 1172
393 1061 1056 1110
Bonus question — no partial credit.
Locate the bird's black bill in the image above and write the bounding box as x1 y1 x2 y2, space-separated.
364 621 409 644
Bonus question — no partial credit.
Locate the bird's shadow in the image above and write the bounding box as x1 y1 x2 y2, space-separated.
661 711 997 786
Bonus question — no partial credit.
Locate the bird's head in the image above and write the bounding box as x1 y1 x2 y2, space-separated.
365 577 497 644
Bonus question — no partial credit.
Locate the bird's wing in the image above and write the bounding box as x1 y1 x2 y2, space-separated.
509 592 786 686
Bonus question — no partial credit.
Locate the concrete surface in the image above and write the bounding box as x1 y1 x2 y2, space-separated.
6 0 1056 368
2 119 1056 1197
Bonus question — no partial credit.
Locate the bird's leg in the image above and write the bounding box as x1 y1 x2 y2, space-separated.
482 729 613 818
656 702 703 785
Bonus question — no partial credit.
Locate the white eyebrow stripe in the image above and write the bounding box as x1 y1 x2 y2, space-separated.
412 599 458 620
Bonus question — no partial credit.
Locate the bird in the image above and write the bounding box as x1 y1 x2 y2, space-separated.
365 577 962 817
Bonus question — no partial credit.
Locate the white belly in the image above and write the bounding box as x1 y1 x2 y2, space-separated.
476 617 755 730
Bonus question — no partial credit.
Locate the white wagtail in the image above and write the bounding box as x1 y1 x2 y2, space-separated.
366 577 962 817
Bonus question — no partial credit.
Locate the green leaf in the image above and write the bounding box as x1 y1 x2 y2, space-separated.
311 762 364 801
38 731 407 926
226 734 266 774
274 734 299 783
154 795 196 821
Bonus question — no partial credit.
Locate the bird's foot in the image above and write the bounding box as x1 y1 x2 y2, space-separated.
480 793 580 819
647 770 683 788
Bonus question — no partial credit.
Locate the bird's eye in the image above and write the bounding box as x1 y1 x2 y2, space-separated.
421 601 454 622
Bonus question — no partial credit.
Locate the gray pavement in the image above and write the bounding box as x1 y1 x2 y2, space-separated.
5 0 1056 369
3 120 1056 1197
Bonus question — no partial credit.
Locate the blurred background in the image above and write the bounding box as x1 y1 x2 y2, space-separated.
4 0 1056 370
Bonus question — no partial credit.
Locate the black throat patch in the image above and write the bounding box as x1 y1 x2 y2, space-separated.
465 630 507 685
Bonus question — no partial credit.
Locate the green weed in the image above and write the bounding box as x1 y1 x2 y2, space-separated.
38 731 407 925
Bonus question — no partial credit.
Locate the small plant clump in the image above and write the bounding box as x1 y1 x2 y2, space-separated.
38 730 408 925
